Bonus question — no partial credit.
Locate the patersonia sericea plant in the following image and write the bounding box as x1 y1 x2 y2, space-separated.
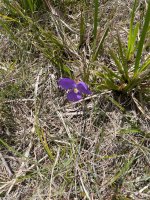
58 78 92 102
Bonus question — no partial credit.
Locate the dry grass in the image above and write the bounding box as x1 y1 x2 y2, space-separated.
0 0 150 199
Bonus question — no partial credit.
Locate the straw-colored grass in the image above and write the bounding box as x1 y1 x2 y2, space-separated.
0 0 149 199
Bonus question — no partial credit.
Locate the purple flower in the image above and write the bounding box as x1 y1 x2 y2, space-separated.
58 78 92 102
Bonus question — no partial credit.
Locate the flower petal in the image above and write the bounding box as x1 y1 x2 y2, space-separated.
77 81 92 94
58 78 76 90
67 90 82 102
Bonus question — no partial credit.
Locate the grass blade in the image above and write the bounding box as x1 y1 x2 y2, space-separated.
109 48 124 75
79 9 86 48
109 158 134 185
35 123 54 161
127 0 138 60
26 0 34 12
107 96 125 112
134 1 150 74
102 65 121 79
92 27 109 61
139 56 150 73
93 0 99 40
117 33 129 80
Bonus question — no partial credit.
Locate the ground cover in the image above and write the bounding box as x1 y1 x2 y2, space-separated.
0 0 150 199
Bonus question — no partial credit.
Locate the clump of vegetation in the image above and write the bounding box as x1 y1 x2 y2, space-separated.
96 0 150 94
0 0 149 199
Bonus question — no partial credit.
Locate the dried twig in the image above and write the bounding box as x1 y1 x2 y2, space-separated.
0 152 13 177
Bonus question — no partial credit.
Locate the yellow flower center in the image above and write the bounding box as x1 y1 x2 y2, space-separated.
74 88 79 93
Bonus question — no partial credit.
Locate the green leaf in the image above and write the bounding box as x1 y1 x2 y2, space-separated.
109 158 134 185
35 123 54 161
102 65 121 79
117 33 128 80
138 57 150 73
0 138 27 158
119 128 143 134
127 0 138 60
134 1 150 74
0 19 18 42
79 10 86 48
93 0 99 40
92 27 109 61
105 78 119 90
109 49 124 75
107 96 125 112
127 22 140 60
26 0 34 12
